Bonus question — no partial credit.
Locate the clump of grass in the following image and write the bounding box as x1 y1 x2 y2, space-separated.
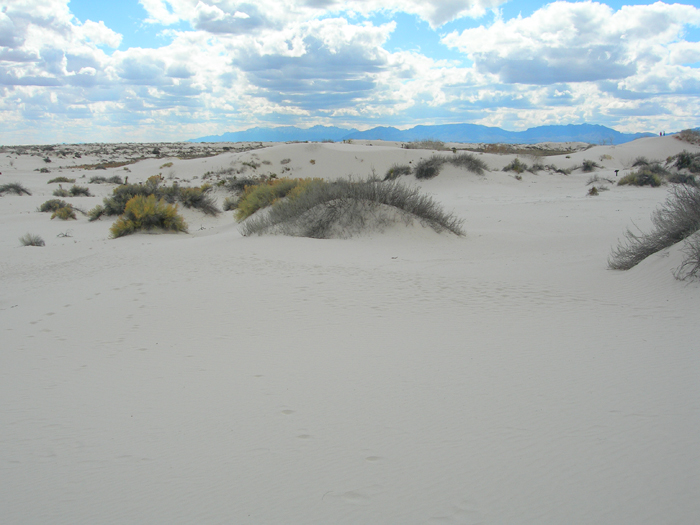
223 196 238 211
88 205 104 221
587 175 614 185
51 206 77 220
240 178 464 239
667 173 697 186
0 182 31 196
674 129 700 146
675 233 700 280
109 195 188 238
609 184 700 270
672 151 700 173
53 187 70 197
89 175 124 184
450 153 487 175
235 178 306 220
19 233 45 247
415 156 448 179
69 185 91 197
581 160 601 172
39 199 71 213
173 185 220 216
588 187 599 196
384 164 412 180
404 139 446 150
618 169 664 187
160 162 173 168
280 158 291 165
502 158 527 174
47 177 75 184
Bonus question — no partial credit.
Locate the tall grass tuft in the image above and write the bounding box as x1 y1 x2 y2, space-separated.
19 233 45 247
609 184 700 270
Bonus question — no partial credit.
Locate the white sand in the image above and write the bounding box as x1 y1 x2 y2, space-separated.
1 137 699 523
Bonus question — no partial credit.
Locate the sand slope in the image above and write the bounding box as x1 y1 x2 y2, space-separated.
1 137 699 524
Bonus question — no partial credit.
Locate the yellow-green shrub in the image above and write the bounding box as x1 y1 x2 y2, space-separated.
109 194 187 238
235 178 303 221
51 206 77 220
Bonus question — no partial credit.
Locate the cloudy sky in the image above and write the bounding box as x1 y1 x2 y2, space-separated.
2 0 699 144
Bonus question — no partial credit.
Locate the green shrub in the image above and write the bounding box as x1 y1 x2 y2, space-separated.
174 185 220 216
19 233 45 247
235 178 304 220
384 164 412 180
51 206 77 220
0 182 31 196
502 158 527 174
88 204 104 221
450 153 487 175
609 184 700 270
109 195 188 238
672 151 700 173
414 156 448 179
581 160 601 172
667 173 697 185
404 139 446 150
241 178 464 238
47 177 75 184
223 196 238 211
89 175 123 184
39 199 71 213
618 169 663 187
69 185 91 197
53 187 70 197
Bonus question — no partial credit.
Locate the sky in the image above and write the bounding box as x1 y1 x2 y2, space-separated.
1 0 699 144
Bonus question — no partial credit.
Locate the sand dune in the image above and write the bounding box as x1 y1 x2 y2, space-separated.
1 136 699 523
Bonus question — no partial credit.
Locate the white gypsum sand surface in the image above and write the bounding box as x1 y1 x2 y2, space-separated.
0 137 698 524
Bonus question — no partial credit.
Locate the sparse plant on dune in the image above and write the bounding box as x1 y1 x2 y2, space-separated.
404 139 446 150
450 153 487 175
672 150 700 173
0 182 31 196
502 158 527 174
47 177 76 184
674 233 700 280
618 169 664 187
69 185 91 197
89 175 124 184
240 178 464 239
51 206 77 220
109 195 188 238
19 233 45 247
234 178 308 221
414 156 448 179
674 129 700 146
384 164 412 180
39 199 71 213
609 184 700 270
53 187 70 197
581 159 601 172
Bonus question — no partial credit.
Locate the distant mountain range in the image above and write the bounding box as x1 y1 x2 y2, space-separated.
189 123 655 145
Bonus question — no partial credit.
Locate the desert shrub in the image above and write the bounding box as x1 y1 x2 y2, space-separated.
160 162 173 168
19 233 45 247
502 158 527 174
667 173 697 185
674 233 700 280
672 151 700 173
618 169 664 187
404 139 446 150
384 164 412 180
89 175 123 184
109 195 188 238
0 182 31 196
415 155 448 179
280 158 291 164
609 184 700 270
450 153 487 175
69 185 91 197
581 160 601 172
587 175 614 185
39 167 50 173
235 178 303 220
51 206 77 220
225 176 260 193
53 187 70 197
528 162 546 173
588 187 599 196
88 204 104 221
240 178 464 238
222 196 238 211
48 177 75 184
675 129 700 145
39 199 70 213
632 156 650 167
175 185 220 216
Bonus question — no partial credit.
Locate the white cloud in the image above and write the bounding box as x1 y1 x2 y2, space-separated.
79 20 123 49
442 1 700 84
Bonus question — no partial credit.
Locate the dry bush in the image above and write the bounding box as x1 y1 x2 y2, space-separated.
502 158 527 174
241 178 464 238
404 139 446 150
19 233 45 247
0 182 31 196
618 169 664 187
609 184 700 270
51 206 77 220
384 164 412 180
110 195 187 238
47 177 75 184
674 129 700 145
674 233 700 281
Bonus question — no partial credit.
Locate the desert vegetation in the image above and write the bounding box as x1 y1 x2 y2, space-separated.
19 233 45 247
609 184 700 273
109 195 188 238
0 182 31 196
239 177 464 238
47 177 76 184
411 153 487 180
89 175 124 184
674 129 700 145
403 139 446 150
